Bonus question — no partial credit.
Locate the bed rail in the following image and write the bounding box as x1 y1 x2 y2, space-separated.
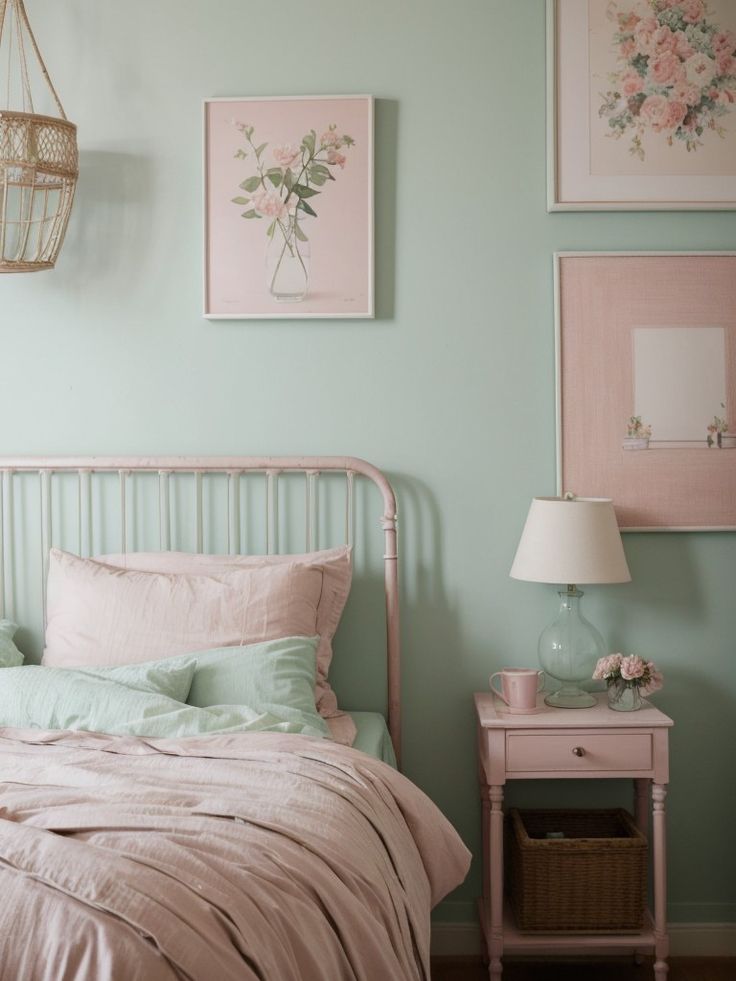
0 455 401 764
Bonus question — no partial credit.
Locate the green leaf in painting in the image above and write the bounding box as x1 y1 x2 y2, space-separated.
294 222 308 242
283 169 294 191
255 142 268 160
302 131 315 155
297 199 317 218
309 172 327 186
241 176 261 192
294 183 320 199
266 220 276 238
231 196 250 205
266 168 283 188
241 210 259 218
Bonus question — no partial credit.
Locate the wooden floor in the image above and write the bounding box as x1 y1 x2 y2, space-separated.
431 956 736 980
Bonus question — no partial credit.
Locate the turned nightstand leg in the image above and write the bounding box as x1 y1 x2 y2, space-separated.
634 778 649 837
652 783 669 979
488 785 504 980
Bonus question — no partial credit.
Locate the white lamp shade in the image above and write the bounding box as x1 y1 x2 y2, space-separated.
510 497 631 585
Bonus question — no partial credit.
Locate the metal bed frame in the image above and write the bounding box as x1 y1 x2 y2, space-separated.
0 455 401 763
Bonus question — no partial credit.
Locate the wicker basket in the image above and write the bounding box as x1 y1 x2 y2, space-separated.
507 808 647 933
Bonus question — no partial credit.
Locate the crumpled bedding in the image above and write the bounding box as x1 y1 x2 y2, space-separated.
0 728 470 980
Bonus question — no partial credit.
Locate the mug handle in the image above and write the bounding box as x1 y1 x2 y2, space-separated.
537 670 545 693
489 672 508 704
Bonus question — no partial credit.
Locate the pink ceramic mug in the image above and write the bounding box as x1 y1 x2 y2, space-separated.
489 668 545 711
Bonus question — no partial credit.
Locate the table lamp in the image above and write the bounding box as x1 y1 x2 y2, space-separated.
510 496 631 708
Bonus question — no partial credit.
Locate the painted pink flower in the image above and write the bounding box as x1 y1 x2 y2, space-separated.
717 53 735 77
272 144 301 169
680 0 705 24
618 11 640 32
652 51 684 85
321 128 340 147
621 70 645 97
651 25 678 56
713 31 736 57
674 31 695 61
621 38 637 58
251 188 288 220
634 16 659 55
327 149 346 168
673 80 702 106
620 655 646 681
662 99 687 130
685 52 717 88
640 95 670 131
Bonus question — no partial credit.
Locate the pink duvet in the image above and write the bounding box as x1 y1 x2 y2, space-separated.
0 729 470 980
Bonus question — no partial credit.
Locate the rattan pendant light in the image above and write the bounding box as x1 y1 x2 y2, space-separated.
0 0 77 272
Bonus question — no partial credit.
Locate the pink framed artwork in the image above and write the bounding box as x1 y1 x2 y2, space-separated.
555 252 736 531
204 95 373 319
548 0 736 210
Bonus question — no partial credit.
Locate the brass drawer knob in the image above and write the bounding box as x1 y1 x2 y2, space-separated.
572 746 585 757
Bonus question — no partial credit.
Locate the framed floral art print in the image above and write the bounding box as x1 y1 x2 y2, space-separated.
555 252 736 531
547 0 736 210
204 95 373 318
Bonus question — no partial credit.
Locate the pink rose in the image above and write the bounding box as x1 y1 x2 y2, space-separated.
593 653 623 680
272 144 301 169
662 99 687 130
674 31 695 61
685 52 716 88
652 51 684 85
642 663 664 696
640 95 670 131
680 0 705 24
713 32 736 57
621 70 645 97
673 80 702 106
251 188 288 220
327 149 346 168
621 38 637 58
634 16 659 55
651 26 678 55
620 655 646 681
717 53 735 77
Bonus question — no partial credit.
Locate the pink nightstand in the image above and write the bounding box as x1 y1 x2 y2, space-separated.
475 692 674 980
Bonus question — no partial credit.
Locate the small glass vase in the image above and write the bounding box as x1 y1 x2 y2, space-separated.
266 215 310 302
607 678 643 712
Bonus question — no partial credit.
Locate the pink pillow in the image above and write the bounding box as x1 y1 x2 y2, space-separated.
97 546 355 745
43 549 323 670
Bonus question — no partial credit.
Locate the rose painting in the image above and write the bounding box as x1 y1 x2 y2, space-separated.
204 96 373 319
589 0 736 176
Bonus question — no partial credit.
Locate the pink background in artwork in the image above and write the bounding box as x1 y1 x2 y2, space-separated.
559 255 736 529
206 97 372 316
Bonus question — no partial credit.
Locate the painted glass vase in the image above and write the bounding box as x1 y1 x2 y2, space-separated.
607 678 643 712
266 215 310 302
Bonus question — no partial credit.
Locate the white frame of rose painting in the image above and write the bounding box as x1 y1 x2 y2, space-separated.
203 95 374 319
555 251 736 532
547 0 736 211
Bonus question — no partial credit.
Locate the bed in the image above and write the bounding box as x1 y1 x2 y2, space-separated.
0 456 469 980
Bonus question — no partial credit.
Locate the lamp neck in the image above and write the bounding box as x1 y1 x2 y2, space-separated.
558 585 584 611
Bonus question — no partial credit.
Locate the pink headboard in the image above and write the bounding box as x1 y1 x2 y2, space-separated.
0 455 401 764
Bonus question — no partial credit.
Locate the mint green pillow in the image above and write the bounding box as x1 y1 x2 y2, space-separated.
0 620 24 668
166 635 329 737
77 659 196 704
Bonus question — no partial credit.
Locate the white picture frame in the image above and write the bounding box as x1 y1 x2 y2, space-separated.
547 0 736 211
203 95 374 319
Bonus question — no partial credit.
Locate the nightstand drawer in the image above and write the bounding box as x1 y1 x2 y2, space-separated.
506 731 653 773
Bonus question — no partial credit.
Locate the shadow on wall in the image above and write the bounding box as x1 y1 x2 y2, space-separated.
374 98 398 322
55 149 156 292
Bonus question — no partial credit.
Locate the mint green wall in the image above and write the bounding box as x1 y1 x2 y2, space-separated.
3 0 735 924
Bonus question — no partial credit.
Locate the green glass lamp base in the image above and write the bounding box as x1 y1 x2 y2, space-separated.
544 687 597 709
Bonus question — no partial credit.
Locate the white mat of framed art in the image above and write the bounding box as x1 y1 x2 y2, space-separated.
203 95 374 319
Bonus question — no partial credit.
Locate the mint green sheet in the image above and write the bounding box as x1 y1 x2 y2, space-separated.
348 711 397 767
0 637 329 740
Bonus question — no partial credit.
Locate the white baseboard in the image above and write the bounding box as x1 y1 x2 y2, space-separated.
430 921 736 958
